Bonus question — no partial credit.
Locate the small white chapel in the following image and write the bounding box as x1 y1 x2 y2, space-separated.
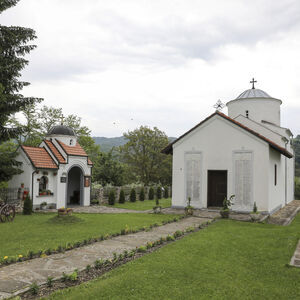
163 80 294 214
9 125 93 209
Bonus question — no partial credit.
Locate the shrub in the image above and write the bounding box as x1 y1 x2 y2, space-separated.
47 276 54 287
137 245 147 253
139 188 145 201
156 186 162 199
108 190 115 205
148 187 154 200
23 194 32 215
91 198 99 205
119 189 125 204
163 187 169 198
130 188 136 202
30 282 39 295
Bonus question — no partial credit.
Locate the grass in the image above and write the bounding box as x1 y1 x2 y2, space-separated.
105 198 172 210
46 215 300 300
0 213 175 258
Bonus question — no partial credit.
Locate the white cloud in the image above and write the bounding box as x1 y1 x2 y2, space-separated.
2 0 300 136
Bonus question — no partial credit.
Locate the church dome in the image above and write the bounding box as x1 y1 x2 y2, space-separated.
47 125 75 136
235 88 272 100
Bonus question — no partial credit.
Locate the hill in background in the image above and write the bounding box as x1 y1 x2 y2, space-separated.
93 136 177 152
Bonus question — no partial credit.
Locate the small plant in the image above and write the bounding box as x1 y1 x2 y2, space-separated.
250 201 260 221
185 197 194 215
220 195 235 218
28 250 34 259
137 245 147 253
23 194 32 215
108 190 115 205
94 259 103 269
47 276 54 287
156 186 162 199
166 235 175 241
163 186 169 198
30 282 39 295
148 187 154 200
253 202 258 213
130 188 136 202
68 270 78 281
173 230 183 238
91 198 99 205
153 196 162 214
119 189 125 204
139 187 145 201
85 264 91 273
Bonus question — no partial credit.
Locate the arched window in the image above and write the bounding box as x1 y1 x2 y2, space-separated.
70 139 73 145
246 110 249 118
274 164 277 186
39 176 48 192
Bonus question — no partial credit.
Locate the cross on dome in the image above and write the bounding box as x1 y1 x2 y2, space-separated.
250 78 257 89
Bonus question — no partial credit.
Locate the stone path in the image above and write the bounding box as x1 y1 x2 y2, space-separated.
290 240 300 267
0 217 211 299
268 200 300 226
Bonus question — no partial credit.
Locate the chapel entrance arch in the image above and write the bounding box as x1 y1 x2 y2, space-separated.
66 166 84 206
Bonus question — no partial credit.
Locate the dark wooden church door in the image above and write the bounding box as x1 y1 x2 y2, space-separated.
207 170 227 207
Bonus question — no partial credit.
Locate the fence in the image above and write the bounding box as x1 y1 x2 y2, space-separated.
0 188 22 204
91 186 171 204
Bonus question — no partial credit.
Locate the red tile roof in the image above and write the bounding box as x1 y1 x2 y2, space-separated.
162 111 293 158
56 139 88 156
21 146 58 169
44 140 66 164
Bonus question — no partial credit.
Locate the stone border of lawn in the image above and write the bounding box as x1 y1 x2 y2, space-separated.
0 215 186 269
16 219 215 300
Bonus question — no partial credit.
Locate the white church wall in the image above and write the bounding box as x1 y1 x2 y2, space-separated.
172 115 269 211
227 98 281 126
8 151 34 191
268 148 285 213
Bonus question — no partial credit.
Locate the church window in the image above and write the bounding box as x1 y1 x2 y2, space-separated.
39 176 48 192
274 164 277 186
246 110 249 118
70 139 73 145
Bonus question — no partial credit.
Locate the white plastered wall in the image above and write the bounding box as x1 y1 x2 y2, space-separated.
172 115 270 212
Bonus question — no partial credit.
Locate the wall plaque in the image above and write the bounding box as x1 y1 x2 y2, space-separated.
84 176 91 187
60 177 67 183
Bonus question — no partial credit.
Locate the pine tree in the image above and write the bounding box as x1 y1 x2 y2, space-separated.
130 188 136 202
139 188 145 201
163 186 169 198
119 189 125 204
108 190 115 205
23 194 32 215
156 186 162 200
148 187 154 200
0 0 42 181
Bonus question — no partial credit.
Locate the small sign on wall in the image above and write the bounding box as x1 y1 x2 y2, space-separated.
84 176 91 187
60 177 67 183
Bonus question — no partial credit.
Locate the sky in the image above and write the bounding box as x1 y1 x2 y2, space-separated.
2 0 300 137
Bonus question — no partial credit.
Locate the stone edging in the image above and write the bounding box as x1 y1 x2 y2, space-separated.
15 219 215 300
0 215 187 269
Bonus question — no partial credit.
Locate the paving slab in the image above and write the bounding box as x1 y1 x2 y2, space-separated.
0 216 211 298
269 200 300 226
290 240 300 267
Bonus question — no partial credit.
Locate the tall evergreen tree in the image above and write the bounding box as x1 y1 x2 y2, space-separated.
0 0 42 181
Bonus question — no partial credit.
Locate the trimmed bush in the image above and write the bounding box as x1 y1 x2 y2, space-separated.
119 189 125 204
108 190 115 205
23 194 32 215
139 188 145 201
156 186 162 200
130 188 136 202
163 187 169 198
148 187 154 200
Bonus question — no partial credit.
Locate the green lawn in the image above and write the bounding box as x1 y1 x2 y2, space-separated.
46 215 300 300
105 198 172 210
0 213 175 258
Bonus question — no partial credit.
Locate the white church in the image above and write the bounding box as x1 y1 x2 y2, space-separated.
9 125 93 209
163 80 294 214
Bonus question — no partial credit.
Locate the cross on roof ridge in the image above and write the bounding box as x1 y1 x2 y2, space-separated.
250 78 257 89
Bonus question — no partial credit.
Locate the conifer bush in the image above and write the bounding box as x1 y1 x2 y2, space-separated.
130 188 136 202
139 188 145 201
148 187 154 200
163 186 169 198
156 186 162 200
119 189 125 204
108 190 115 205
23 194 32 215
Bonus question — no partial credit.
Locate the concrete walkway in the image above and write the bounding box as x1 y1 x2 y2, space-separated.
268 200 300 225
0 217 211 299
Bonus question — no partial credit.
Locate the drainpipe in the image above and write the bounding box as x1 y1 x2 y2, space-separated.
31 170 36 206
285 139 288 205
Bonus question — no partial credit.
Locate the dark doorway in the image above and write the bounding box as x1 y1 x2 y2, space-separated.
67 166 83 206
207 170 227 207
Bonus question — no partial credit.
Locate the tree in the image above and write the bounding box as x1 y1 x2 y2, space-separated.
130 188 136 202
139 187 145 201
108 190 115 205
148 187 154 200
0 0 42 181
156 186 162 200
163 186 169 198
119 189 125 204
23 194 32 215
119 126 172 185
